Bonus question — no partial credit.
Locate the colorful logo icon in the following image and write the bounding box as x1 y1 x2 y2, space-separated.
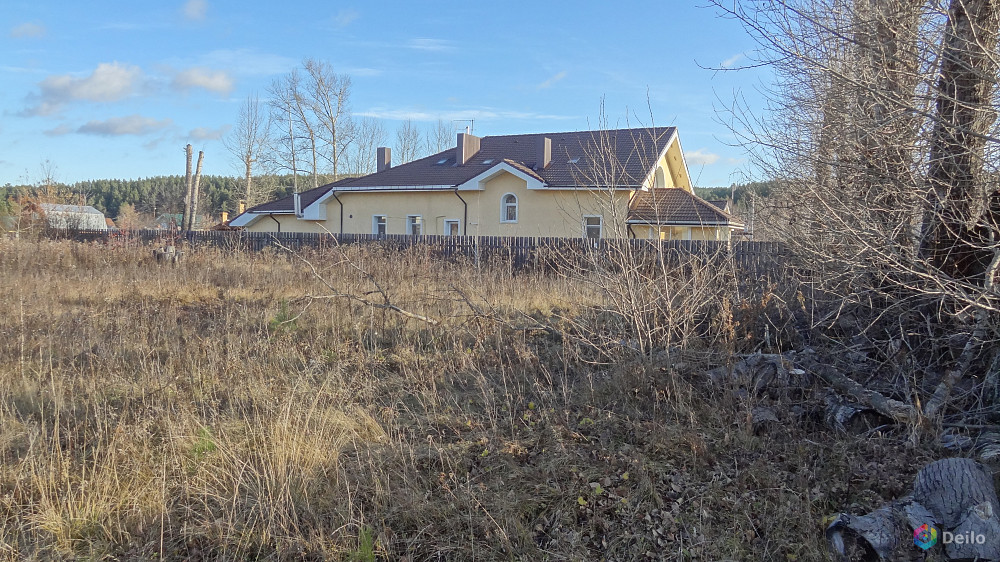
914 524 938 550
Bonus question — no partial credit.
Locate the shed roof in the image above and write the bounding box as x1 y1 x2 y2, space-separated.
39 203 105 215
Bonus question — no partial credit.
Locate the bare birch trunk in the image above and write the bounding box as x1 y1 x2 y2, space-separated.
183 144 194 231
190 151 204 230
852 0 922 251
288 105 297 193
244 160 253 205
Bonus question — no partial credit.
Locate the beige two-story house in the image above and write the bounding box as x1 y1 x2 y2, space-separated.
230 127 744 240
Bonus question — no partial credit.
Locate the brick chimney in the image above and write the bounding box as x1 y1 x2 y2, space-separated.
457 132 481 165
377 147 391 172
536 136 551 170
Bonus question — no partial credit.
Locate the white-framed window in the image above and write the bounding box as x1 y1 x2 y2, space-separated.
500 193 518 223
444 219 461 236
406 215 422 235
372 215 387 236
584 215 603 240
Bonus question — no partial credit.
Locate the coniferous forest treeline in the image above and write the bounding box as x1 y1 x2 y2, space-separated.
1 175 773 221
0 174 329 219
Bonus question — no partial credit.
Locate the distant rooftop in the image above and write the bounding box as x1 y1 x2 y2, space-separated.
39 203 105 215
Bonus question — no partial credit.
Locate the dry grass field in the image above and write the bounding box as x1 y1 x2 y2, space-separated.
0 237 938 560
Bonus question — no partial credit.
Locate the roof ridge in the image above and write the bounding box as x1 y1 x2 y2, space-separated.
480 125 674 140
686 189 739 221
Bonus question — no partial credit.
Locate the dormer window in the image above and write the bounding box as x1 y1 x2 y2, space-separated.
501 193 518 223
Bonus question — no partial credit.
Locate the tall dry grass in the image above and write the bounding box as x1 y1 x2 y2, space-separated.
0 237 936 560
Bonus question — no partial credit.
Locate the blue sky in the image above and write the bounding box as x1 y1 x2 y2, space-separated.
2 1 768 187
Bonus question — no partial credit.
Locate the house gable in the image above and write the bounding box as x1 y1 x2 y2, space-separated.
457 161 546 191
637 130 692 192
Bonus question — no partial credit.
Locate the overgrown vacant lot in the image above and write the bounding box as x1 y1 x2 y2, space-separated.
0 238 938 560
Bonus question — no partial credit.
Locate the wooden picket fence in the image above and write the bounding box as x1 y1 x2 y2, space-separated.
48 228 792 275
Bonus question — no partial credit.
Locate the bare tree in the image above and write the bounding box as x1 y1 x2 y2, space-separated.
303 58 352 179
37 159 59 200
269 60 358 189
224 93 272 207
269 71 303 192
425 118 452 155
713 0 1000 421
346 116 387 175
394 119 421 164
921 0 1000 282
289 70 320 189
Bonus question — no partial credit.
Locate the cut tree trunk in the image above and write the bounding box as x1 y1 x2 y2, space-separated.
190 151 204 231
182 144 194 231
827 458 1000 560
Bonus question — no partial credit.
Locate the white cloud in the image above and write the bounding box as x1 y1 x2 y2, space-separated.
408 38 454 52
1 65 46 74
172 67 234 94
183 0 207 21
333 9 359 28
43 124 74 136
23 62 142 115
686 149 720 166
193 49 296 76
143 134 171 151
537 71 568 90
344 67 382 77
11 22 45 38
77 115 173 136
189 125 230 140
721 53 745 68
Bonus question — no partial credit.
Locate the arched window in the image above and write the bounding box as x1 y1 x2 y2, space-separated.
501 193 518 223
654 166 666 189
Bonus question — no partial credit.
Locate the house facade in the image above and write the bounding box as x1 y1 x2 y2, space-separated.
231 127 743 240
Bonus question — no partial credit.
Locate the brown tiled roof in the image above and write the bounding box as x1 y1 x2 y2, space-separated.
323 126 675 190
628 188 744 227
502 159 546 182
248 177 356 213
239 127 677 220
